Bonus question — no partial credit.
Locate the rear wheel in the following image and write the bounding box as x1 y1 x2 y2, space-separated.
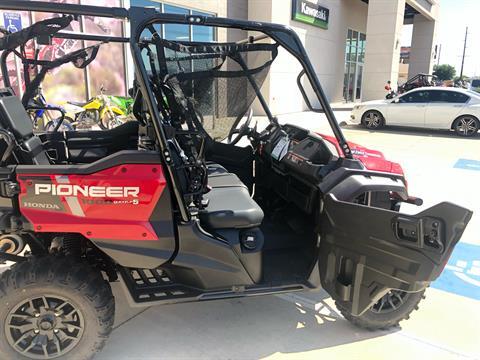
337 289 426 330
0 257 115 360
453 115 479 137
362 110 384 130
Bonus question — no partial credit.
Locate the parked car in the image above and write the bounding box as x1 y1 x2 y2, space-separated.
349 87 480 136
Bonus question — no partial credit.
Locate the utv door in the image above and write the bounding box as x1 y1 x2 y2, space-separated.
319 191 472 316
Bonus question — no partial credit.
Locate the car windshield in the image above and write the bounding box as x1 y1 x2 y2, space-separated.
137 22 324 141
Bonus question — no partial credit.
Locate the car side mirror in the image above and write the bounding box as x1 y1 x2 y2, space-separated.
392 98 400 104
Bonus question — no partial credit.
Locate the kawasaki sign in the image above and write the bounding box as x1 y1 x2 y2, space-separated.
291 0 329 29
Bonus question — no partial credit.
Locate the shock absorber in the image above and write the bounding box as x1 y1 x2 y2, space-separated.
62 234 82 256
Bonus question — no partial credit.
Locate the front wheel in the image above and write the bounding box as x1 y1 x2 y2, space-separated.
453 115 479 137
0 257 115 360
336 289 426 330
362 110 384 130
45 117 75 132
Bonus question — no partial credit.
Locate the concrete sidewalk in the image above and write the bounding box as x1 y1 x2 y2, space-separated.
98 285 479 359
1 110 478 359
97 111 480 359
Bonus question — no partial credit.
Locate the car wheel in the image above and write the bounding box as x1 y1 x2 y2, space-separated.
336 289 426 330
453 115 479 137
362 110 384 130
0 257 115 360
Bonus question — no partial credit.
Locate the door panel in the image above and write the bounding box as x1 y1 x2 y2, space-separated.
424 90 469 129
386 103 427 127
386 90 429 127
425 103 463 129
319 194 472 316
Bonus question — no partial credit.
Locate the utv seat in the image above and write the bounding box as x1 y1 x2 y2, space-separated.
201 165 263 229
200 185 264 230
206 162 228 176
169 142 262 230
207 166 246 190
0 93 50 165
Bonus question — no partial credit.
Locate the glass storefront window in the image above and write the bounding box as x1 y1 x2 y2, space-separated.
164 5 189 41
343 29 366 102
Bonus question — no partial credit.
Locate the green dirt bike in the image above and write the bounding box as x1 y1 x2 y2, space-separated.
106 94 134 128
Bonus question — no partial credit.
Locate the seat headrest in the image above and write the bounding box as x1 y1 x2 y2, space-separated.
0 95 34 140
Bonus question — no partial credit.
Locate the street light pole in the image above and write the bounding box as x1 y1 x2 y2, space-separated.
460 26 468 79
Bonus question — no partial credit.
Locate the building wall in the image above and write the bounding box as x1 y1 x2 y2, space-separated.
249 0 368 114
362 0 406 101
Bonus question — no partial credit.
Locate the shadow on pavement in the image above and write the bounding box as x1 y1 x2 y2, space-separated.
341 124 480 140
99 287 395 359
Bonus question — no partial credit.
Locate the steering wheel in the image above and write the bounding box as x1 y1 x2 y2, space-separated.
227 108 254 145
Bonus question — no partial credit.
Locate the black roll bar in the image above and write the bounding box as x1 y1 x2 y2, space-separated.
53 31 129 43
0 50 13 88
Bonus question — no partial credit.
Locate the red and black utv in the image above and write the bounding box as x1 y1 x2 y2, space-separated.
0 2 472 359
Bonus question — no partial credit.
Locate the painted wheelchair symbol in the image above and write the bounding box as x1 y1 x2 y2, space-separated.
445 260 480 287
6 20 19 33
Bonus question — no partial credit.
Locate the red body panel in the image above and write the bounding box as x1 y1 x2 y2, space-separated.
18 164 166 241
319 133 404 176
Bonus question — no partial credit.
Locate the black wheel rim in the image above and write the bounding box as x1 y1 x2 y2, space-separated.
364 112 381 128
370 290 407 314
456 117 478 136
5 294 84 359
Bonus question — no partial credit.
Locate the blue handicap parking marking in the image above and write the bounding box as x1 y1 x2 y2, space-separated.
432 242 480 300
454 158 480 171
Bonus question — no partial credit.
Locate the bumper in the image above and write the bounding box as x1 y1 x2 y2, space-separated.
347 111 361 125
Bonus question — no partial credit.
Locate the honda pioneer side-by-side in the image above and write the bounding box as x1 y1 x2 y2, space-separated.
0 2 472 359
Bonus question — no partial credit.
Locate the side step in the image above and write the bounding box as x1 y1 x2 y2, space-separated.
118 266 310 308
118 267 201 305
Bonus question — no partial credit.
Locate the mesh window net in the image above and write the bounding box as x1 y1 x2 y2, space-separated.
140 31 278 140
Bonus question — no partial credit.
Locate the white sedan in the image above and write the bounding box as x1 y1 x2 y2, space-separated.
349 87 480 137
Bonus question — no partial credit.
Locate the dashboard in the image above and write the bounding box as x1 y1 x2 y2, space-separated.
257 123 339 213
263 123 338 183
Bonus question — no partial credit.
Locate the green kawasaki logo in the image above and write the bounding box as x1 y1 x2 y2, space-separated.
292 0 329 29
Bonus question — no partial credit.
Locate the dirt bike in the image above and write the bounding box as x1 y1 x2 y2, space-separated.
67 86 129 130
26 87 74 132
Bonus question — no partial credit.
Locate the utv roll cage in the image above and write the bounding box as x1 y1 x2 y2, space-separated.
0 0 353 221
0 1 351 149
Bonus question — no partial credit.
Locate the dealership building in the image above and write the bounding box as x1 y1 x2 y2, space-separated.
0 0 439 114
124 0 439 113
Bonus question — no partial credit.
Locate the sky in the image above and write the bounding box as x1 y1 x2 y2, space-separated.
401 0 480 77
